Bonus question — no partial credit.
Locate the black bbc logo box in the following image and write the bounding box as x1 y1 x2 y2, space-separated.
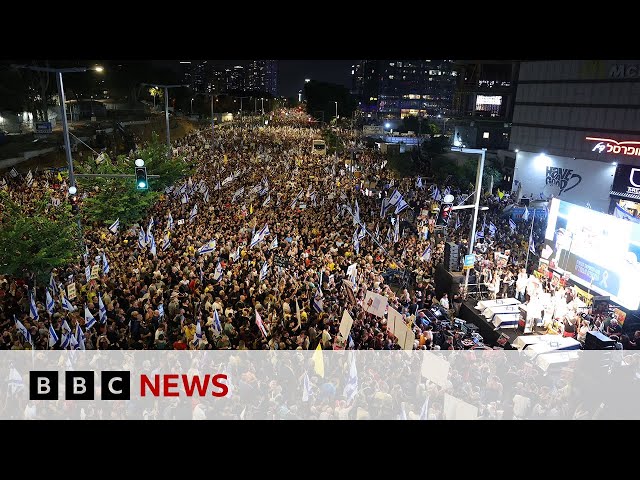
29 371 131 400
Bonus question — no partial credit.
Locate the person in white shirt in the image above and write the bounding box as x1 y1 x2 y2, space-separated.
440 294 450 311
515 268 528 302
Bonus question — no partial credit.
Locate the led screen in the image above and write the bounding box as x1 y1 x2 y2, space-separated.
543 198 640 310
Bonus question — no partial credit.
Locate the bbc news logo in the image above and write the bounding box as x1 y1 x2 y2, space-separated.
30 371 131 400
29 371 229 400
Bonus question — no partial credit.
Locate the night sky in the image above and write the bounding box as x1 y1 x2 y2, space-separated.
160 60 356 98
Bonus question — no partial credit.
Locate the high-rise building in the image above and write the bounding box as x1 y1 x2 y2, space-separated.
228 66 245 92
450 60 519 149
184 61 208 93
246 60 278 96
351 60 456 119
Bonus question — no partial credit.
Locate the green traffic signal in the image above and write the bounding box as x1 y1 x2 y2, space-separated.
135 166 148 190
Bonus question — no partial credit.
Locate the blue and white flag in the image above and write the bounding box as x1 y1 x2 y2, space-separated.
488 222 497 237
146 217 154 243
194 319 203 346
25 170 33 187
443 186 451 198
522 206 529 222
60 320 72 349
84 305 97 330
15 316 32 345
416 177 423 189
158 303 165 318
213 309 222 336
250 224 270 248
85 265 91 283
29 291 39 321
394 197 409 215
343 352 358 404
203 189 210 203
269 236 278 250
421 244 432 262
46 289 55 315
213 262 223 282
168 212 174 230
181 193 189 204
162 231 171 251
509 218 517 233
380 197 388 218
102 252 110 275
455 215 461 230
354 199 360 224
357 225 366 240
189 204 198 222
61 295 76 312
98 293 107 324
312 288 324 312
108 218 120 235
198 240 216 255
431 186 440 200
49 273 58 296
262 194 271 207
476 230 484 241
375 223 380 239
230 245 241 263
138 228 147 249
388 189 402 206
529 234 535 255
75 323 85 350
394 216 400 243
259 262 269 282
149 233 157 257
48 324 59 348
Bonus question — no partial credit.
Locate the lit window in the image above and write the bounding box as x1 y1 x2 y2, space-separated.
389 75 394 79
483 132 490 139
389 62 395 66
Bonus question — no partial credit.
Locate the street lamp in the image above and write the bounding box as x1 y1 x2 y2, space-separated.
191 97 194 114
261 97 265 115
335 101 338 123
450 146 487 296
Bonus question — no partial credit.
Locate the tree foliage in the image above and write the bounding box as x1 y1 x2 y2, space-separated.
0 192 82 284
76 132 189 228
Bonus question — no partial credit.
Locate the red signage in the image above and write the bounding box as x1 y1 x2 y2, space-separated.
586 136 640 156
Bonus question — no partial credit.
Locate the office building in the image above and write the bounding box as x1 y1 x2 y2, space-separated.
245 60 278 96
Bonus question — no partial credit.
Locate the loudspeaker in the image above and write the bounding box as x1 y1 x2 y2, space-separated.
585 330 616 350
444 242 459 271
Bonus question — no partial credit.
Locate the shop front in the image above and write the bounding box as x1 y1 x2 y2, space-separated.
609 163 640 223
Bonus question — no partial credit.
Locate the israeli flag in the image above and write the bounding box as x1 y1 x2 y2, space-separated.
476 230 484 241
203 189 210 203
259 262 269 282
354 199 360 224
46 289 55 315
194 319 203 346
49 324 59 348
60 320 72 349
108 218 120 235
522 206 529 222
75 323 85 350
488 222 497 236
61 295 77 312
230 245 241 262
443 186 451 197
262 194 271 207
149 233 157 257
421 245 432 262
198 240 216 255
431 186 440 200
358 226 366 240
26 170 33 187
388 189 402 206
189 204 198 222
529 234 536 254
49 273 58 296
162 231 171 251
343 353 358 403
168 212 174 230
416 177 423 189
375 223 380 239
394 197 409 215
98 293 107 324
138 228 147 249
380 197 388 218
29 292 39 321
213 262 223 281
213 309 222 336
14 316 32 345
84 305 97 329
85 265 91 283
312 289 324 312
181 194 189 204
158 303 165 318
509 218 517 233
102 252 110 275
214 180 221 190
269 236 278 250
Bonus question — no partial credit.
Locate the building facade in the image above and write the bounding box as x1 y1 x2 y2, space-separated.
245 60 278 96
351 60 456 120
509 60 640 217
451 60 519 150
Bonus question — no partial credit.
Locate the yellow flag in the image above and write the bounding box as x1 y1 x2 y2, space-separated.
223 154 228 164
313 343 324 378
497 189 504 200
250 204 253 215
57 172 63 182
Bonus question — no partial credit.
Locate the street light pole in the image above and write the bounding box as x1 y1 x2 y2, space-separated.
261 98 264 115
56 72 75 189
141 83 187 157
335 101 338 123
451 146 486 296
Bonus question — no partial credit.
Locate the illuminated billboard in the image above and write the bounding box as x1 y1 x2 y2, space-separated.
543 198 640 310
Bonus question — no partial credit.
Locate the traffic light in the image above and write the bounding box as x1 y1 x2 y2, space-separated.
135 166 148 190
70 195 79 215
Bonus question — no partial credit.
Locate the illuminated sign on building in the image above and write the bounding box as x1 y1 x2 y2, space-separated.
609 64 640 78
586 137 640 157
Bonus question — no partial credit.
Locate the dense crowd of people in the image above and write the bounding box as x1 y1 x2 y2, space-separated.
1 109 635 352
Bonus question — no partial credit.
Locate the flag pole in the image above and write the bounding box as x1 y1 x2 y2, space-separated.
524 209 536 273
